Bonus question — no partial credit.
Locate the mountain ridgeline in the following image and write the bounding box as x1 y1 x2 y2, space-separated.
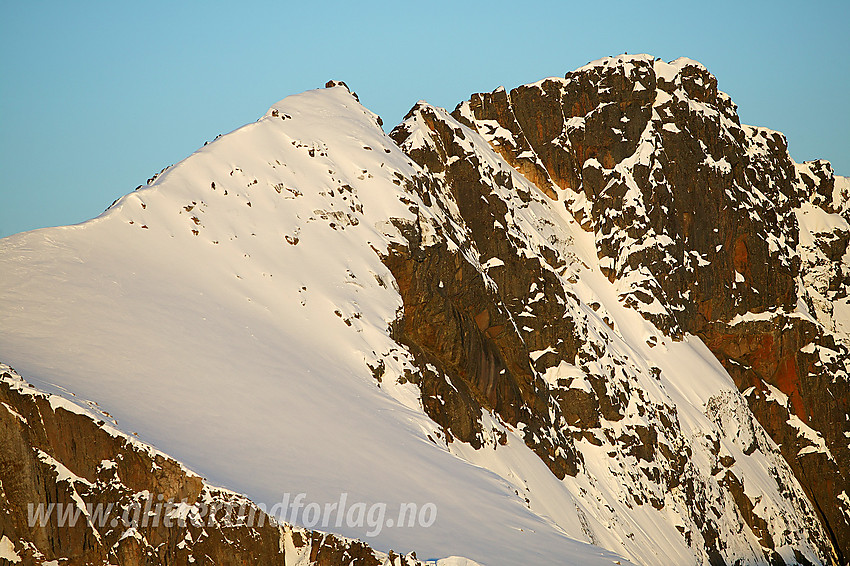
0 55 848 566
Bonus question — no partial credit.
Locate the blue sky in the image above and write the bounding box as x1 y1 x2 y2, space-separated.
1 0 848 238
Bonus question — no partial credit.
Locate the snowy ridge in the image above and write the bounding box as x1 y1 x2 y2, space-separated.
0 86 632 566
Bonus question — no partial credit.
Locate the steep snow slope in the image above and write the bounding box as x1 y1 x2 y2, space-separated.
0 363 431 566
0 86 631 566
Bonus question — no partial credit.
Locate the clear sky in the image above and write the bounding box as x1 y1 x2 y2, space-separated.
1 0 848 238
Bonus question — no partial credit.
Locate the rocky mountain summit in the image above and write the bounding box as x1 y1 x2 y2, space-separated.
391 54 850 564
1 55 847 566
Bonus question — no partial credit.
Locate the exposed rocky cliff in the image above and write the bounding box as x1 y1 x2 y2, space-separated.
390 54 849 564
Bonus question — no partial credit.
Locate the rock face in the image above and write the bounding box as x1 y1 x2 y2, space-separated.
449 56 799 336
0 365 423 566
389 54 850 564
1 55 849 566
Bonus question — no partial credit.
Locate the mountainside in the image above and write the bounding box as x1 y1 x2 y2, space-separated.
0 364 425 566
1 55 848 566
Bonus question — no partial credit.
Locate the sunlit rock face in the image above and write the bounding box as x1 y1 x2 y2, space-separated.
392 54 849 564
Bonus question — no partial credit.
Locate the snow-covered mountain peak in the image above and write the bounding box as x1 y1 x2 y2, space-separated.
2 58 849 566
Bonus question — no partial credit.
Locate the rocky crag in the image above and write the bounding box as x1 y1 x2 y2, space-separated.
393 55 850 563
387 55 850 564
